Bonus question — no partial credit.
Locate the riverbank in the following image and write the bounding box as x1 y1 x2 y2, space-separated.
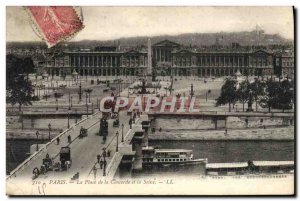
148 126 294 141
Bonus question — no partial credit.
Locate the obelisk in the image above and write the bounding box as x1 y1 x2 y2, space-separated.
147 38 152 82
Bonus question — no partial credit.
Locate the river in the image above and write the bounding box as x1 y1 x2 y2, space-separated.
7 139 294 175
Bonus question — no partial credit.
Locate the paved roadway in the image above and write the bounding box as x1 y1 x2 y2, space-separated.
7 110 132 181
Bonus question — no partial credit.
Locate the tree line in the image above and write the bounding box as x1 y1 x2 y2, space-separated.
216 77 294 112
6 54 35 111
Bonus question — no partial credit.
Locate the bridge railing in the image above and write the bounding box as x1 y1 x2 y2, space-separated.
7 83 139 180
6 110 101 180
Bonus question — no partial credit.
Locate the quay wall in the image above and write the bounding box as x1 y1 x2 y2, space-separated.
148 127 294 141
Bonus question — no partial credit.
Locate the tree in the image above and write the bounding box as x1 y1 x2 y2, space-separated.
259 79 279 112
216 78 238 112
237 80 250 112
22 57 35 77
7 75 34 111
277 79 293 112
6 55 35 111
249 78 265 111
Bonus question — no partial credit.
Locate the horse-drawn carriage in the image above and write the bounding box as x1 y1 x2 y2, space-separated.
113 118 120 127
32 154 53 179
54 147 72 171
79 127 88 138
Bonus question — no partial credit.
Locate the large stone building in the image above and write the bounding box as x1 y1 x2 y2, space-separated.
38 39 294 77
273 51 294 77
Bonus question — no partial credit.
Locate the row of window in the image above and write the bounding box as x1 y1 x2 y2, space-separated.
157 158 187 162
282 62 294 67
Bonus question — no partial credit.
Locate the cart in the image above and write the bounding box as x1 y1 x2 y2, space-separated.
113 118 120 127
79 128 88 138
60 147 72 170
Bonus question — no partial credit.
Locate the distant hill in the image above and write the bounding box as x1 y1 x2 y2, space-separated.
7 30 293 49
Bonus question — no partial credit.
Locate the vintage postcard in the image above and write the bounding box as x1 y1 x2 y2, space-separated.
6 6 294 196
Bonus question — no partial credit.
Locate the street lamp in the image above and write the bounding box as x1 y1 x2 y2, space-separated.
116 131 119 152
67 110 70 129
190 83 194 98
68 92 71 110
48 123 51 140
75 109 78 123
71 96 73 108
86 92 88 116
56 98 58 111
206 90 211 103
78 82 82 102
102 148 107 176
36 131 39 151
121 124 124 143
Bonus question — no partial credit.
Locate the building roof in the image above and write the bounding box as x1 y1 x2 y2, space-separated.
206 162 248 169
155 149 192 153
152 39 181 47
63 51 123 54
253 161 294 167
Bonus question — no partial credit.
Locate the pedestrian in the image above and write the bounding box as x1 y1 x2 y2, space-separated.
225 128 228 135
103 160 107 169
103 148 107 158
56 137 60 145
129 118 133 129
97 154 101 164
93 166 97 180
100 159 103 169
67 135 71 143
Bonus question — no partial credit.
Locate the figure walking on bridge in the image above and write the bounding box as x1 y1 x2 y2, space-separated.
129 117 133 129
93 166 97 180
103 160 107 176
100 159 103 169
97 154 101 164
67 135 71 143
133 112 137 122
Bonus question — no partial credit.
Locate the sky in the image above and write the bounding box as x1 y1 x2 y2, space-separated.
6 6 294 42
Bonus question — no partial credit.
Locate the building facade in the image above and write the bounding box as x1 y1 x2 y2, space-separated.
38 39 293 77
273 51 294 77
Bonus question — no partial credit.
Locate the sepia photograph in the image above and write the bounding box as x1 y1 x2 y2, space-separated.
5 6 295 196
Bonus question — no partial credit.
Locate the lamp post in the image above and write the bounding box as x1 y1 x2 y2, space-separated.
56 98 58 111
71 96 73 108
190 83 194 98
116 131 119 152
121 124 124 143
86 92 88 116
103 148 107 176
206 90 211 103
45 87 48 101
36 131 39 151
68 92 71 110
48 123 51 140
75 109 78 123
67 110 70 129
78 82 82 102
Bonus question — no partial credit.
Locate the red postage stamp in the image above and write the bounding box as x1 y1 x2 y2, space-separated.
26 6 84 47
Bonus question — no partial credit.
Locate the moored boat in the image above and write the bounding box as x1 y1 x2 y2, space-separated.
142 146 208 167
